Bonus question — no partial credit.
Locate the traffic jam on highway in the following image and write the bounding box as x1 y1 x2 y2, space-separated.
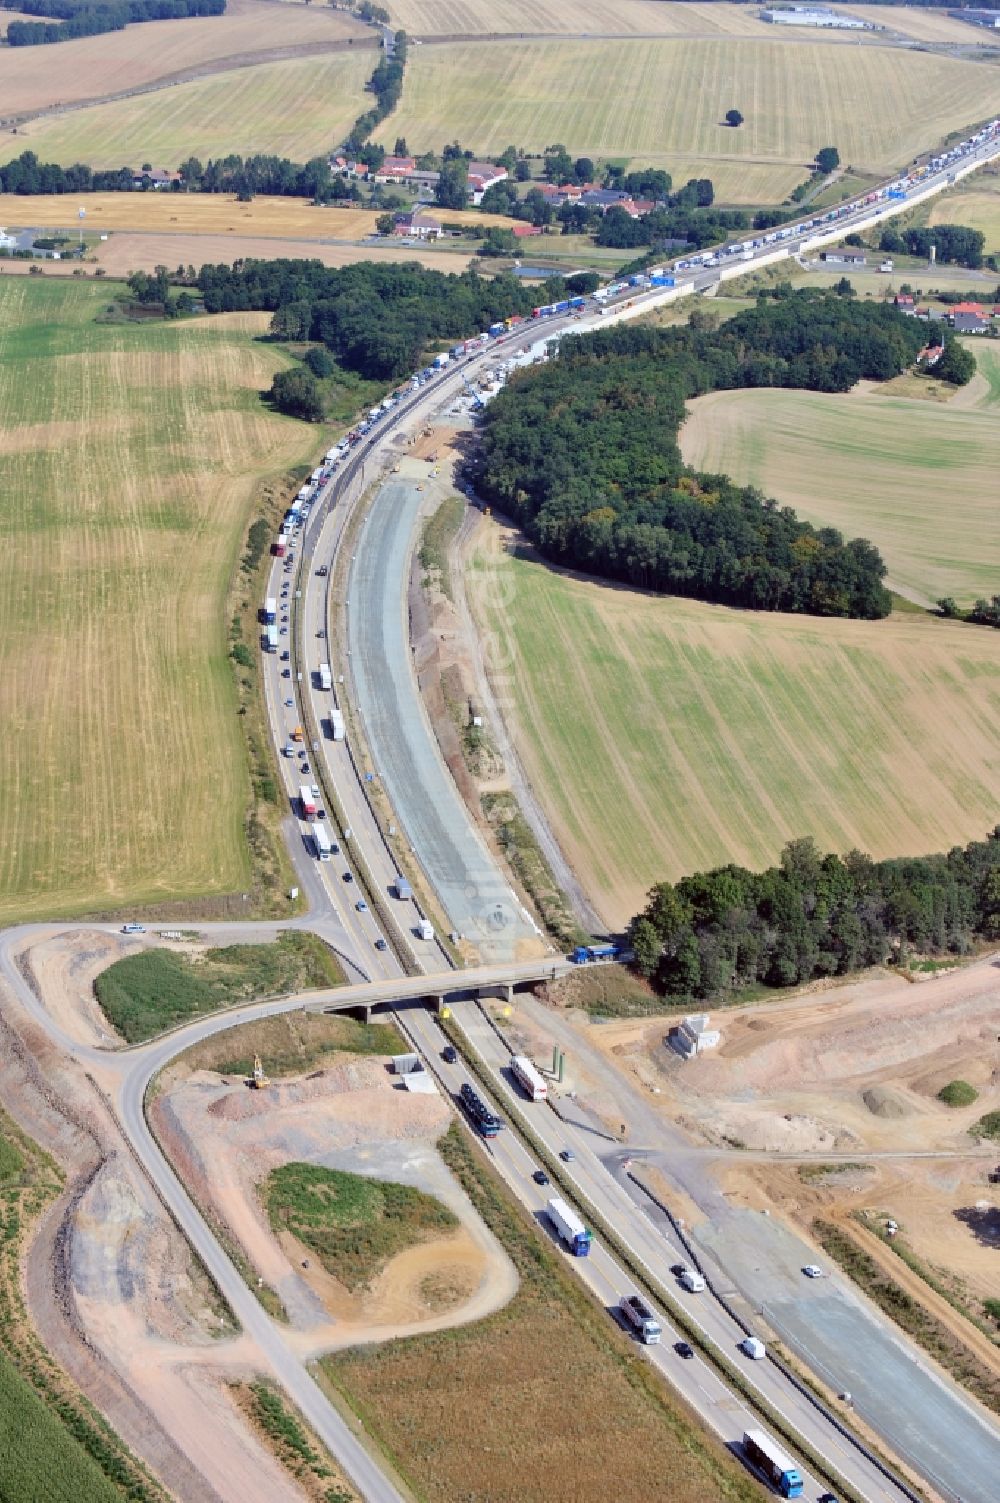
246 122 1000 1500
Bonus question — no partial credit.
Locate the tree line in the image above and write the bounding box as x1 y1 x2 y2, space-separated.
194 257 594 382
0 149 360 201
2 0 223 46
880 222 985 269
475 292 930 618
630 829 1000 1001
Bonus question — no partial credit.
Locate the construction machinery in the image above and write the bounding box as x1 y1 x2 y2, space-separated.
251 1054 270 1090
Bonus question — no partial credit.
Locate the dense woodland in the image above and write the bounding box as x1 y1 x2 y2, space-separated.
630 830 1000 1001
1 0 223 45
476 292 929 618
195 258 595 380
880 222 985 269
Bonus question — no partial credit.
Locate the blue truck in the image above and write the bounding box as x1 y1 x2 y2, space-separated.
571 943 620 965
650 274 676 287
742 1431 803 1498
460 1082 503 1138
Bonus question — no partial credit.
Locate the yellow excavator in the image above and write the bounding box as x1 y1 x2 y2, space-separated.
251 1054 270 1090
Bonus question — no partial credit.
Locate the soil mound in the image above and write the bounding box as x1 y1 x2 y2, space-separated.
862 1086 912 1119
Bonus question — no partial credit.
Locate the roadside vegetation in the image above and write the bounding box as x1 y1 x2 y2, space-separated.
95 934 345 1042
183 1011 403 1080
322 1123 765 1503
544 961 666 1019
481 792 586 950
814 1218 1000 1415
264 1163 457 1292
0 1112 169 1502
231 1380 355 1503
419 494 465 603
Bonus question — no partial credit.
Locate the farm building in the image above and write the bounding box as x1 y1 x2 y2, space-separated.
375 154 416 183
820 249 867 265
760 5 871 26
949 7 1000 27
392 210 443 239
132 167 181 190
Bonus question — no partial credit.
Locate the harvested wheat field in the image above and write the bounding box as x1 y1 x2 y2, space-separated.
385 0 779 37
680 382 1000 606
928 165 1000 252
0 49 373 168
0 0 370 118
839 4 995 42
0 194 518 239
92 232 476 276
376 37 1000 202
0 279 318 920
468 524 1000 928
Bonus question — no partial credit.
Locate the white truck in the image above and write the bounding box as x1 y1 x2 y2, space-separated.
318 663 332 691
620 1294 662 1344
417 917 434 942
313 823 332 861
679 1268 705 1293
328 708 345 741
546 1197 592 1257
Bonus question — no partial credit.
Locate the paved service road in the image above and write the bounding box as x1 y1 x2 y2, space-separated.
348 477 538 960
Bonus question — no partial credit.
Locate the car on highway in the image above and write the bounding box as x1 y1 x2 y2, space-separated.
374 937 387 951
121 923 146 934
818 1495 840 1503
317 808 326 821
355 899 367 912
282 669 290 679
441 1044 457 1064
316 628 326 638
284 698 293 707
300 763 310 774
279 627 288 635
559 1148 575 1162
281 651 290 661
674 1341 694 1360
803 1265 825 1279
343 871 353 883
532 1169 549 1186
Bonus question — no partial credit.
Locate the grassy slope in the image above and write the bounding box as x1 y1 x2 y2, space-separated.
0 280 316 921
375 37 1000 204
265 1163 457 1292
679 375 1000 606
0 50 372 168
94 934 345 1042
324 1124 764 1503
469 538 1000 928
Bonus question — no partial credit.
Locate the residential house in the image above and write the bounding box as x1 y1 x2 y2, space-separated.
953 309 989 334
392 210 443 239
132 167 181 190
512 222 542 237
466 161 508 203
374 154 416 183
893 293 916 315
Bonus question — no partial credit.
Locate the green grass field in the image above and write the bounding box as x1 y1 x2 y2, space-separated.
265 1163 458 1292
0 280 317 921
375 38 1000 204
679 375 1000 605
469 533 1000 927
94 934 345 1042
0 50 372 168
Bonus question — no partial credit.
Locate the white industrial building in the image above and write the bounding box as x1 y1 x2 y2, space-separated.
671 1014 721 1059
760 6 871 27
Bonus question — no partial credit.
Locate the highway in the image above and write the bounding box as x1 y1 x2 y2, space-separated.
4 120 1000 1503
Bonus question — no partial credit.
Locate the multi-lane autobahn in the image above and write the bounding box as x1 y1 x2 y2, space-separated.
5 125 1000 1503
